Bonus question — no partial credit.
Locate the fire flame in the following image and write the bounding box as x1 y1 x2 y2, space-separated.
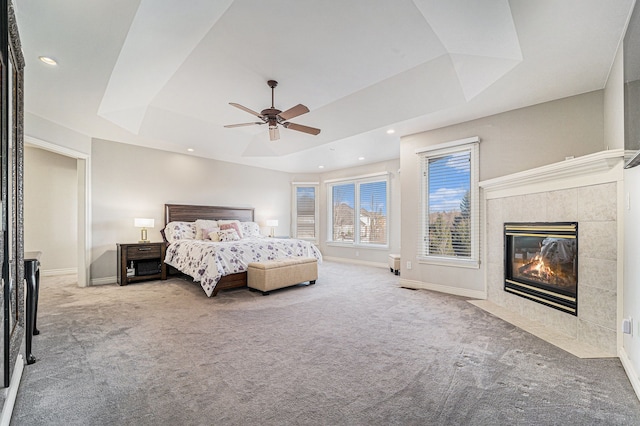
529 255 555 281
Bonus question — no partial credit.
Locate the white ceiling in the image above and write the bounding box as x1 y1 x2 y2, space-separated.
14 0 636 173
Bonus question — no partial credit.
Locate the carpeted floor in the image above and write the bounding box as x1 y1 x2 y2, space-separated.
11 261 640 425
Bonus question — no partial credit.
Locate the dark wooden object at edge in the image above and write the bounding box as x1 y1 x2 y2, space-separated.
117 242 167 285
164 204 255 296
25 251 41 365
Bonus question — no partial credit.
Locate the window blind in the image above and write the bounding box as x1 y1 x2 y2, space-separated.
418 141 479 264
327 176 389 246
359 180 387 245
295 186 316 239
332 183 355 242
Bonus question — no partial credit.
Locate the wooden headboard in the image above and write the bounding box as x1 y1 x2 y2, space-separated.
164 204 255 225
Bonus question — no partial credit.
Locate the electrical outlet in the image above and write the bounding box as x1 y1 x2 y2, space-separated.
406 261 412 270
623 318 632 335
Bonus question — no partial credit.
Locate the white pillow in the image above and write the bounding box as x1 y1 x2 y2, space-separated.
163 221 196 243
240 221 261 238
217 220 243 238
195 219 218 240
208 229 221 242
217 228 240 242
202 227 220 241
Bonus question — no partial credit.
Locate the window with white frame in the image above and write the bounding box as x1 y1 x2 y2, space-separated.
291 183 318 241
417 137 479 267
327 174 388 246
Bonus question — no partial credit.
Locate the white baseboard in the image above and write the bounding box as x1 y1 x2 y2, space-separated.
399 278 487 300
91 276 117 286
323 256 387 269
41 268 77 277
619 346 640 401
1 354 24 426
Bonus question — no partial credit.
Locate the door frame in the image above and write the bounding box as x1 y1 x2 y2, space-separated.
24 136 91 287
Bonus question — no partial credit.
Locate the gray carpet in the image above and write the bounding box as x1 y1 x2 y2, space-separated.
11 261 640 425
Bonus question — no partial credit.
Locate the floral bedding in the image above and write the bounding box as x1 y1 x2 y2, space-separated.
164 236 322 297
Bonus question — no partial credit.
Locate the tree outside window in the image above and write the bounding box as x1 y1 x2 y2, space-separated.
419 139 478 266
329 177 389 246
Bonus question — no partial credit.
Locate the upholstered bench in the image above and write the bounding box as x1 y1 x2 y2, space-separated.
388 254 400 275
247 257 318 295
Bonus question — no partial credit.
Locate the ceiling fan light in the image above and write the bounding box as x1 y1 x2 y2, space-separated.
269 126 280 141
225 80 320 141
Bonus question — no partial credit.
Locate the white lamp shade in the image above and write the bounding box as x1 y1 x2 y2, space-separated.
266 220 279 227
134 218 155 228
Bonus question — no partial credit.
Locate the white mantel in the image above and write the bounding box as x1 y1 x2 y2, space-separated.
480 149 630 198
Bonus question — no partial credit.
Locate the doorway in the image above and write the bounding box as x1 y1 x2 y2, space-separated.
24 136 90 287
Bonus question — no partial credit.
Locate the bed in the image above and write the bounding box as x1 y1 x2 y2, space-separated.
162 204 322 297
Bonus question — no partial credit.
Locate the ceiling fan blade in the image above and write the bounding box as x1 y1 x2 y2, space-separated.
283 122 321 136
229 102 264 118
278 104 309 121
269 126 280 141
224 122 264 128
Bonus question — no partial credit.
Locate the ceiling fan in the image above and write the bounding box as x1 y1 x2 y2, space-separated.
224 80 321 141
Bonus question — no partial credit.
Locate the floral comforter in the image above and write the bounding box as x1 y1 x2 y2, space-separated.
164 237 322 297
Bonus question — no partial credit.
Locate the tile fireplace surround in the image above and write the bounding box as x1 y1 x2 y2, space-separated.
480 150 627 356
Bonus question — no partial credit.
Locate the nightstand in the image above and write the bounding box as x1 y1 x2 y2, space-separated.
117 242 167 285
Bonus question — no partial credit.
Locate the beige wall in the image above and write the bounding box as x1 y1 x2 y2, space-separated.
605 41 625 150
400 90 605 296
90 139 292 281
24 146 78 272
404 90 605 182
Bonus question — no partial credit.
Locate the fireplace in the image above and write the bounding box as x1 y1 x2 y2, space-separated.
504 222 578 315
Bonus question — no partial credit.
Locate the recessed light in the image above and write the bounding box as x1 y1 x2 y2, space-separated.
329 148 336 151
358 157 365 161
38 56 57 66
386 129 395 134
318 165 325 169
187 148 194 152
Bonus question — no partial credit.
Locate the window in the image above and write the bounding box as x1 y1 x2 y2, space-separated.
359 180 387 244
331 183 355 241
418 138 479 267
327 174 388 246
292 184 318 241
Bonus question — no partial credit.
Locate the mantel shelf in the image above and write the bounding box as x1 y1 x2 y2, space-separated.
479 149 631 198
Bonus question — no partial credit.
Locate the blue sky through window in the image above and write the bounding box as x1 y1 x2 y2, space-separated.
333 183 355 208
333 182 387 214
297 187 315 198
360 181 387 214
428 152 470 213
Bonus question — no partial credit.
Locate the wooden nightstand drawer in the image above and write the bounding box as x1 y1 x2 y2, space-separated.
126 245 161 259
117 242 167 285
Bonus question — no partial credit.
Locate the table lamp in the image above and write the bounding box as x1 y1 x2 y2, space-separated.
266 219 278 238
134 218 154 243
